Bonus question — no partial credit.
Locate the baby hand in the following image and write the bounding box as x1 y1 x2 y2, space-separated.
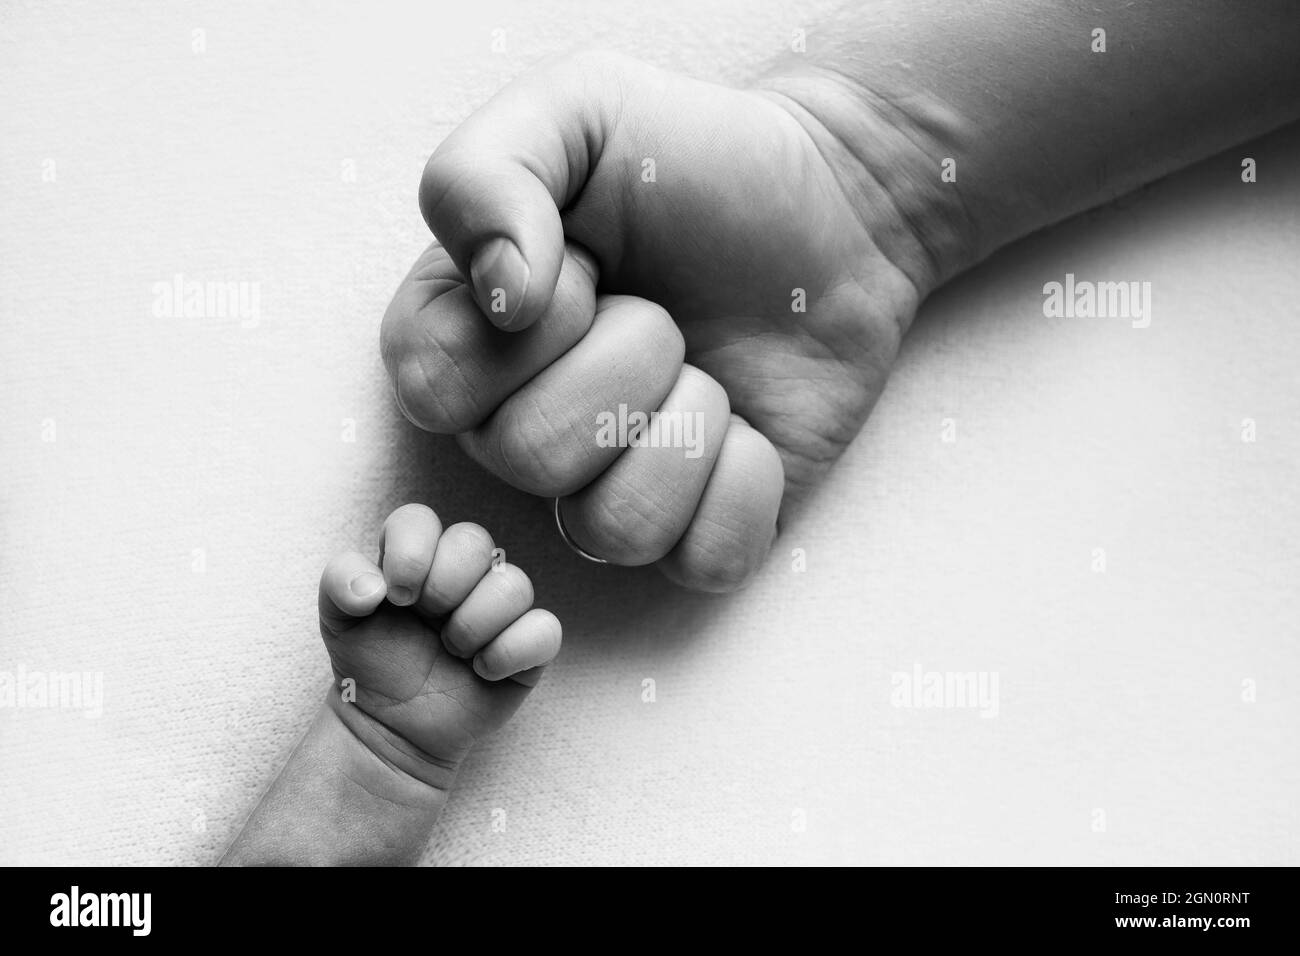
319 503 560 782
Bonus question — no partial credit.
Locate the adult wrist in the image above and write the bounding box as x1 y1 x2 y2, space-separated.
751 64 982 298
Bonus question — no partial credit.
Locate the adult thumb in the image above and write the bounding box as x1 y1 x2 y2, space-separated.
418 56 615 331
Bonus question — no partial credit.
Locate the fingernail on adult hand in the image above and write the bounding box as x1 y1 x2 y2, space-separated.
470 237 530 329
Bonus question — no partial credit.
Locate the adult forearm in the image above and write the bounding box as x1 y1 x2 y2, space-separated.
758 0 1300 291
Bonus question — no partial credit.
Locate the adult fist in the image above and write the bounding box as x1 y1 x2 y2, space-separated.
382 52 942 590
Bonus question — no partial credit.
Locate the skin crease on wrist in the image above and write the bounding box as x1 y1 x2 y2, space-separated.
750 71 975 308
759 1 1300 284
220 694 454 867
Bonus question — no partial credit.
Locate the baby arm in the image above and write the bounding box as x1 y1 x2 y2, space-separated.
221 504 560 866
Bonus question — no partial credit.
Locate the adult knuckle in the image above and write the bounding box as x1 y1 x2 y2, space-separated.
581 479 679 563
495 396 590 495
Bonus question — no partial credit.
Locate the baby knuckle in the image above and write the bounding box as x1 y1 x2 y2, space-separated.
450 522 495 555
384 552 428 580
444 620 477 655
495 565 534 606
535 612 563 656
484 642 514 677
390 502 435 525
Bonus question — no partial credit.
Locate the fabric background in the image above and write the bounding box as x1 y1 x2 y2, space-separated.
2 0 1297 865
